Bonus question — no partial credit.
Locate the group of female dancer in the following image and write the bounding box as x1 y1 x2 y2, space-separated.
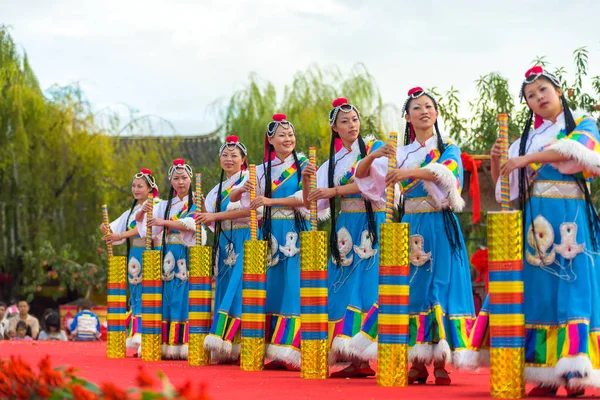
101 66 600 397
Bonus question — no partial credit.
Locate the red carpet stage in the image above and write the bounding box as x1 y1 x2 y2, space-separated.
1 341 599 399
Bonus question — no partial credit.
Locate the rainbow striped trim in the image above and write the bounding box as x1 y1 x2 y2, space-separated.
271 157 307 192
468 295 490 350
379 265 410 345
209 312 241 343
214 174 245 208
441 159 461 191
329 306 367 342
401 149 441 192
358 304 379 342
189 275 212 335
126 313 141 338
339 139 377 186
488 260 525 349
141 280 162 335
525 322 600 368
408 305 473 350
267 314 301 348
162 321 189 345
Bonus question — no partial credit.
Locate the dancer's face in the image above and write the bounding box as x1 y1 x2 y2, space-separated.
524 78 563 121
333 109 360 146
131 178 151 200
171 171 191 197
220 148 244 175
268 126 296 157
405 96 438 132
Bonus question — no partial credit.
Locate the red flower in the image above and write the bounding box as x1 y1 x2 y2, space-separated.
100 382 128 400
71 384 99 400
135 366 154 388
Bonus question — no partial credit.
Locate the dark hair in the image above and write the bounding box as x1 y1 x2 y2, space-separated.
328 112 378 265
161 172 194 264
16 320 28 332
127 177 155 256
402 94 462 253
80 299 93 311
45 312 61 332
261 139 307 248
0 301 6 309
520 78 600 250
17 299 28 306
212 147 247 271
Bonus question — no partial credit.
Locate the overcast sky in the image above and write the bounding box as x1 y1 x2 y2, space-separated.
3 0 599 135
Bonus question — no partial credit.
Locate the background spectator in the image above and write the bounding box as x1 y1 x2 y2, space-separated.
0 302 8 339
8 300 40 339
38 311 68 341
69 299 101 341
12 320 33 341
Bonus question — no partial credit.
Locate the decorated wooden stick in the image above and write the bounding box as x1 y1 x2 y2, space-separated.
241 164 268 371
300 148 328 379
377 132 410 387
102 205 113 257
141 195 162 361
188 172 212 366
488 114 525 399
385 132 398 223
308 147 318 231
498 114 511 210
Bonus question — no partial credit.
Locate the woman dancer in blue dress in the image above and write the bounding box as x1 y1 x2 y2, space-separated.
199 136 250 363
302 98 385 377
101 168 159 356
355 87 475 385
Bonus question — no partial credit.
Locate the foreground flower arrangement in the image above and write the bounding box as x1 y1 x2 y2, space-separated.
0 356 211 400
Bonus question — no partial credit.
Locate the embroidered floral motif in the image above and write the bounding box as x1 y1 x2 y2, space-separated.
333 227 353 266
223 243 239 266
267 234 280 267
354 231 377 260
175 258 189 281
162 251 175 281
128 257 142 285
526 215 556 266
409 234 432 267
554 223 585 260
279 232 300 258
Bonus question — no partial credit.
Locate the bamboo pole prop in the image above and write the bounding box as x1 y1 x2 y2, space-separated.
188 173 212 366
300 147 328 379
498 114 511 211
377 131 410 387
103 204 127 359
240 164 268 371
141 194 163 361
488 114 525 399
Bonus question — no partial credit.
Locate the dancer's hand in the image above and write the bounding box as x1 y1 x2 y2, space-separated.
369 143 396 160
500 155 530 176
251 196 272 209
195 213 215 224
307 188 336 201
385 169 408 186
102 233 120 244
99 223 110 234
490 138 503 160
301 162 317 178
141 201 153 214
147 217 165 227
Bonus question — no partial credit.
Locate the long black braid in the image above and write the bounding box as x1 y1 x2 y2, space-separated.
328 132 379 266
125 199 138 258
262 146 308 248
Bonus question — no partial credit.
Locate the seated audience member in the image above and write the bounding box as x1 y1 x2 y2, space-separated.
69 300 101 341
12 320 33 341
8 300 40 339
0 302 9 339
38 312 68 341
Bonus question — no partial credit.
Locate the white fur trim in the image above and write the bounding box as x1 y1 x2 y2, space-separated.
222 340 233 354
548 137 600 176
226 200 244 211
179 217 196 232
363 342 378 362
165 345 180 359
265 344 301 368
350 331 376 357
137 341 142 358
231 343 241 360
179 344 189 360
452 349 482 370
433 339 452 364
292 190 311 219
569 369 600 389
330 336 353 361
422 162 465 212
203 335 224 352
161 344 169 359
318 207 331 221
525 366 566 387
126 334 141 350
409 343 434 364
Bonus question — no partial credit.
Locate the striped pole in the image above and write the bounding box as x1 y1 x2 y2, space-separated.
188 173 212 366
241 165 268 371
300 147 328 379
142 194 163 361
103 205 127 359
377 132 410 387
101 205 113 258
498 114 511 210
488 114 525 399
385 132 398 223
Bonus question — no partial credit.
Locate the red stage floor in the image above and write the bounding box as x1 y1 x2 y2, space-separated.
1 341 599 399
